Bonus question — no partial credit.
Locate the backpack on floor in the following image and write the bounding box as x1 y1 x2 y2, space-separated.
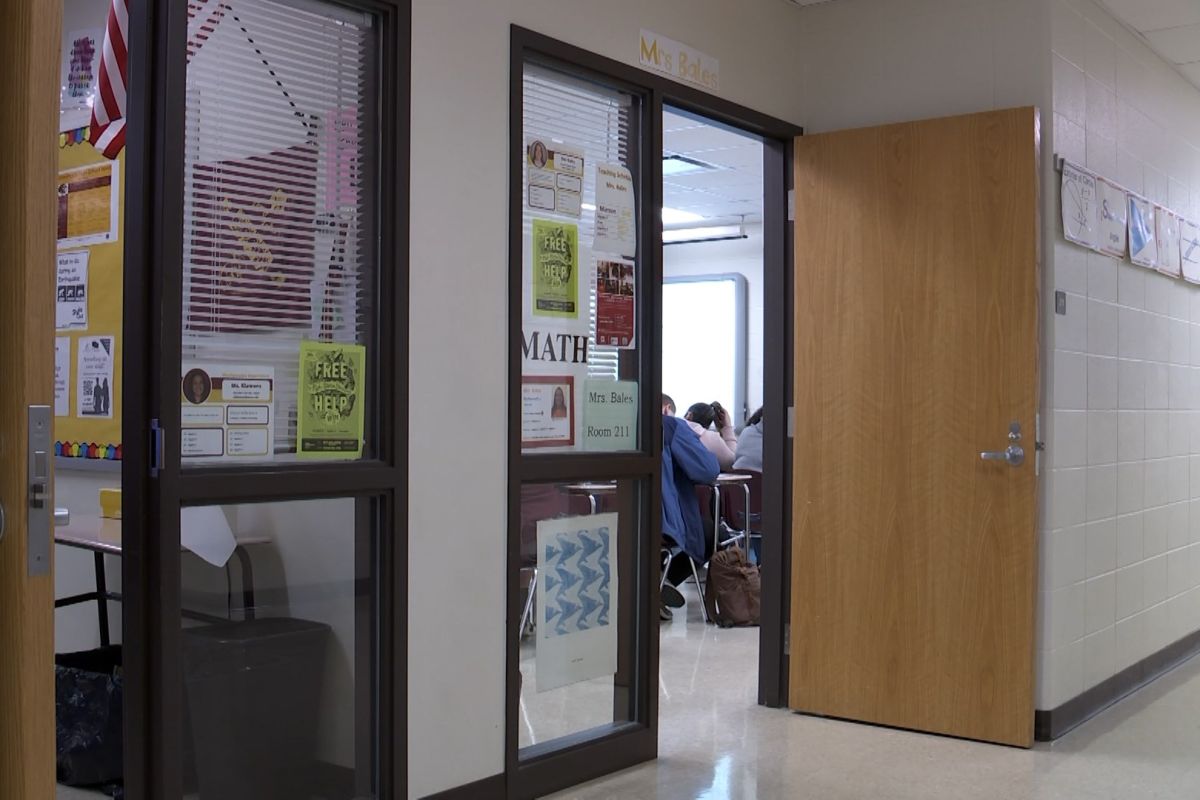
704 547 760 627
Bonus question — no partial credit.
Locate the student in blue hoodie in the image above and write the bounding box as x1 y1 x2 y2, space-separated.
660 410 720 619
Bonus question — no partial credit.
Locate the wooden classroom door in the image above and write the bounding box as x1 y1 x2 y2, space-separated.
789 108 1040 747
0 0 60 795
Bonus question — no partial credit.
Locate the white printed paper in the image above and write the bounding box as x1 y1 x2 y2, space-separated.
76 335 114 418
1128 193 1158 269
1096 177 1127 259
56 251 89 330
181 363 275 461
526 137 584 218
1181 219 1200 284
593 163 636 257
536 512 618 692
1061 161 1099 250
54 338 71 417
1156 207 1182 278
180 505 237 567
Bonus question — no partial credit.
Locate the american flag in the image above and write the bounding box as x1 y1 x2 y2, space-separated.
88 0 128 159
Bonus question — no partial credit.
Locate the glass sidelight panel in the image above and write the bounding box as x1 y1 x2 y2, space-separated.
179 0 379 465
177 496 378 798
517 478 645 755
520 65 643 455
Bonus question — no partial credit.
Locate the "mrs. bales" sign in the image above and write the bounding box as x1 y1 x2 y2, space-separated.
639 30 719 92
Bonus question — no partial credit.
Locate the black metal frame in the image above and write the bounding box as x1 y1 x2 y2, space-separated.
507 26 800 799
123 0 410 796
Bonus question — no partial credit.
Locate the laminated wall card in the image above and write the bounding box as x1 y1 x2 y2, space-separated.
593 163 636 257
1061 161 1099 250
536 512 619 692
56 251 89 331
296 341 367 459
180 364 276 461
526 137 584 217
1096 177 1128 259
1156 207 1182 278
1128 193 1158 269
522 376 575 449
1181 219 1200 284
76 335 114 419
595 259 635 348
56 161 119 249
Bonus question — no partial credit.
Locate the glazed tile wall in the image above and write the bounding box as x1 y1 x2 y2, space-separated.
1041 0 1200 710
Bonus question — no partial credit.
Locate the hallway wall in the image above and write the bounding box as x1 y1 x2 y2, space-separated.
1040 0 1200 711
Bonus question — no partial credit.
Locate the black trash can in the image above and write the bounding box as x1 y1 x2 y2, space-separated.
182 617 331 800
55 645 123 791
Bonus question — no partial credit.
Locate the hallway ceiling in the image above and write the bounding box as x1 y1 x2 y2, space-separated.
662 109 764 226
1102 0 1200 90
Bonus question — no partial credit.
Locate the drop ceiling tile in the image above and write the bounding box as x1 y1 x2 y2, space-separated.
1101 0 1200 33
1144 24 1200 63
1178 61 1200 85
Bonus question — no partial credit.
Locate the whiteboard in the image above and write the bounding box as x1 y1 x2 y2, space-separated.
661 275 747 423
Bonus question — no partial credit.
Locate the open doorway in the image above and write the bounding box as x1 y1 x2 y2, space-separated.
657 106 766 735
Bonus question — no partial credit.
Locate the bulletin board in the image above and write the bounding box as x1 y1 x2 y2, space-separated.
55 137 123 461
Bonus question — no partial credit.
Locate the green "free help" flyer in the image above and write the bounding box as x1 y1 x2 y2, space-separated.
297 340 366 459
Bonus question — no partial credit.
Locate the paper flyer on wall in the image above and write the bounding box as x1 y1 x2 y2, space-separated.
522 376 575 449
1155 207 1182 278
180 364 276 461
1128 193 1158 269
57 161 120 249
526 137 584 217
1181 218 1200 284
595 259 636 348
532 219 580 319
56 250 89 330
76 335 113 418
60 29 103 132
536 512 619 692
1096 176 1128 259
583 380 638 451
1061 160 1099 251
593 163 636 256
54 338 70 417
296 340 367 459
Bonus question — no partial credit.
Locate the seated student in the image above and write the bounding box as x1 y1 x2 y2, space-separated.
660 413 720 619
732 407 763 472
684 401 737 471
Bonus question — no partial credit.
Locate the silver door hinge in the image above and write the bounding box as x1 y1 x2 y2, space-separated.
787 406 795 438
787 190 795 222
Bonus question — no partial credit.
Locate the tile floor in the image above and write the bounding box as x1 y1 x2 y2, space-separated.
548 586 1200 799
60 582 1200 799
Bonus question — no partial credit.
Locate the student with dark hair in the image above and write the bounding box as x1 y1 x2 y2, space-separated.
733 407 763 472
684 400 737 470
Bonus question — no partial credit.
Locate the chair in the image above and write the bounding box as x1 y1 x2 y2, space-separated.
730 469 763 563
517 485 592 639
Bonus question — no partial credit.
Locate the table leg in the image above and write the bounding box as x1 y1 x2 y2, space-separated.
233 546 256 620
742 482 752 558
712 483 722 558
94 551 110 648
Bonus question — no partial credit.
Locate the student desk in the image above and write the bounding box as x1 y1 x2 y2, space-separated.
563 481 618 514
711 473 752 557
54 514 268 647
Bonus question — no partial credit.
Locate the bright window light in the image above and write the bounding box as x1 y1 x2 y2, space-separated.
662 207 704 225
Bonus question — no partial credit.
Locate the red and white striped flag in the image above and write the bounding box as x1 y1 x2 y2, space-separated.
89 0 129 159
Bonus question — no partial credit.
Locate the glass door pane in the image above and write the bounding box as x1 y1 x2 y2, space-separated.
179 0 378 465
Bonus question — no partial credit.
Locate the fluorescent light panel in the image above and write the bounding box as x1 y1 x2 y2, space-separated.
662 207 704 225
662 224 745 244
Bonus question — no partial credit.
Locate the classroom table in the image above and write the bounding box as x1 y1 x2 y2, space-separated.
711 473 752 558
563 481 618 514
54 514 268 647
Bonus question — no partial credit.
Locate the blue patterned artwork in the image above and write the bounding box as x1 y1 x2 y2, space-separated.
543 527 611 637
536 512 619 692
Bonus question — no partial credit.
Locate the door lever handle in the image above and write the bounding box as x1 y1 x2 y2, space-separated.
980 444 1025 466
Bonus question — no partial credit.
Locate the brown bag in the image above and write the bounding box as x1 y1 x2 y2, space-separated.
704 547 760 627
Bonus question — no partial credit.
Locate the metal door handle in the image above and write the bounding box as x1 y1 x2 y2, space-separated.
980 444 1025 466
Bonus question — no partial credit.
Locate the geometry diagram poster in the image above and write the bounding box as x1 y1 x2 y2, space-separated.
536 512 618 692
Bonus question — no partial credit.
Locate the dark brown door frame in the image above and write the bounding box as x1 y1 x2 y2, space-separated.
506 26 800 800
122 0 411 796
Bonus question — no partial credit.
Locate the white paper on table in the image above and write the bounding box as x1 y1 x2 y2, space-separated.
536 512 618 692
593 163 637 257
181 505 237 567
54 338 71 417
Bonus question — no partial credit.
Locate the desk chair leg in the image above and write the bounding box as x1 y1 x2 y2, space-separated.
94 551 110 648
689 558 710 624
520 568 538 639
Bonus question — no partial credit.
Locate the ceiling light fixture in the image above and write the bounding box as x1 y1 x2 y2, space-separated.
662 153 716 176
662 207 704 225
662 223 747 245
